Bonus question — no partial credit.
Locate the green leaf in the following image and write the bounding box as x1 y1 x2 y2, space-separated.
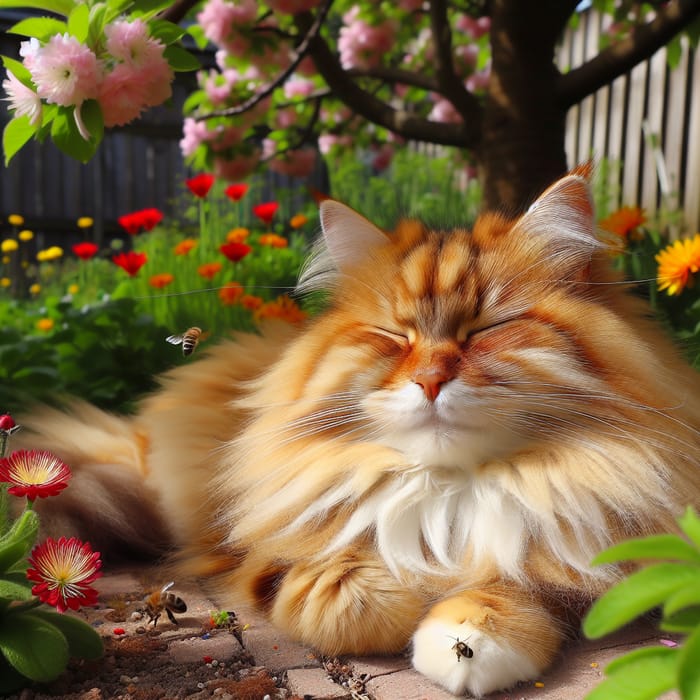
148 19 185 44
163 45 201 72
666 36 683 70
51 104 102 163
664 582 700 617
583 563 700 638
678 624 700 700
7 16 68 40
0 509 39 572
0 0 74 14
0 572 33 601
186 23 208 50
585 646 677 700
0 655 27 694
29 610 103 660
591 534 700 566
0 613 69 681
1 55 33 86
3 116 38 166
662 607 700 634
679 508 700 549
67 2 89 42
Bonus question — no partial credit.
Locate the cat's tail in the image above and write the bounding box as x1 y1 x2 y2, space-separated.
11 401 172 560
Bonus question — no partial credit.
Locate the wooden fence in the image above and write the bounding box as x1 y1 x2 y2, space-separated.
558 9 700 234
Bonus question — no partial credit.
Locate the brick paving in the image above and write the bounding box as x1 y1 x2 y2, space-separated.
91 565 680 700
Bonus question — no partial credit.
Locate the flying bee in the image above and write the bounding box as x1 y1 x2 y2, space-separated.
448 635 474 661
143 581 187 627
166 327 203 356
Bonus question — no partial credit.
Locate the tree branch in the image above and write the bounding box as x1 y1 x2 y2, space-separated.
558 0 700 107
294 7 482 148
346 66 439 93
159 0 200 24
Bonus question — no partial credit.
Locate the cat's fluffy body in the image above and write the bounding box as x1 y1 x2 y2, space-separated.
19 172 700 696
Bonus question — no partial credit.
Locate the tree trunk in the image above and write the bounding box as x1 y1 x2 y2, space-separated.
476 0 575 213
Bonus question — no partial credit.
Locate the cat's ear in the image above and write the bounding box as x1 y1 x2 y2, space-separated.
297 200 389 293
513 172 604 269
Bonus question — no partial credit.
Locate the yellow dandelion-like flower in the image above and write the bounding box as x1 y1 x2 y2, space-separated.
2 256 9 264
47 246 64 260
29 283 41 295
18 229 33 242
67 284 79 294
0 278 11 288
77 217 94 228
36 318 54 331
656 233 700 296
8 214 24 226
1 239 18 253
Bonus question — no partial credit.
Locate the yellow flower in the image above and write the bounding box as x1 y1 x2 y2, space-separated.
37 246 64 262
7 214 24 226
18 230 34 242
1 239 18 253
2 256 9 264
29 283 41 295
226 227 250 243
0 278 11 288
656 233 700 296
36 318 54 331
290 214 308 229
77 217 94 228
67 284 79 294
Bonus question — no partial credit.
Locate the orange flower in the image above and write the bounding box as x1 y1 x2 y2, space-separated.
290 214 308 229
598 206 646 239
218 281 244 305
258 233 288 248
656 233 700 296
149 273 175 289
240 294 263 310
174 239 197 255
226 227 250 243
198 262 223 280
255 295 306 324
36 318 54 332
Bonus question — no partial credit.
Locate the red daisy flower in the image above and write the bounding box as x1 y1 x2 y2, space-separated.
224 183 249 202
139 208 164 231
72 242 99 260
220 241 252 263
117 213 141 235
112 251 147 276
186 174 215 198
0 449 71 499
27 537 102 613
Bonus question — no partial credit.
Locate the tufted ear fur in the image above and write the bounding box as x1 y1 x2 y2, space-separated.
297 200 390 293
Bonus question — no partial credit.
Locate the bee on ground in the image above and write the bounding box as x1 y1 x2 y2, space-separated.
143 581 187 627
166 327 203 356
448 635 474 661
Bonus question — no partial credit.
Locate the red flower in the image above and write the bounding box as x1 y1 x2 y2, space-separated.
0 414 17 433
220 241 252 263
113 251 147 276
224 184 249 202
252 201 278 225
117 209 164 235
72 242 99 260
0 449 71 499
186 174 215 198
27 537 102 613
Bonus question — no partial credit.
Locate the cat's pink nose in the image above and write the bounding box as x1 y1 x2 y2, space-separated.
413 370 451 402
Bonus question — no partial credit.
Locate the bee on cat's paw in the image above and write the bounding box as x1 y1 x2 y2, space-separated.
411 618 539 696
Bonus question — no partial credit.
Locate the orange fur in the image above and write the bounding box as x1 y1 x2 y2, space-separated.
17 171 700 696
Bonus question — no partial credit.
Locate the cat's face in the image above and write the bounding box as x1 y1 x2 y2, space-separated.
297 173 623 471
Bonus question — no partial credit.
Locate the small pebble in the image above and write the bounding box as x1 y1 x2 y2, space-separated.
119 676 131 684
197 683 205 690
130 611 143 621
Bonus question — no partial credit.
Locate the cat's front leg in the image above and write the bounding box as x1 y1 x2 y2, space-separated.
267 551 424 656
412 585 564 697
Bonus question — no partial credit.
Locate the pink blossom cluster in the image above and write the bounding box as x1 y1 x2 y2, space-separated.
3 20 173 136
455 14 491 40
338 5 397 70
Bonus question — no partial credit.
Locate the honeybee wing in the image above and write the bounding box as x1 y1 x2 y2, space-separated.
161 581 175 594
166 334 184 346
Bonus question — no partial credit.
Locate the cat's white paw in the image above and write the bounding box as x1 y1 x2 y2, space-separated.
411 617 540 697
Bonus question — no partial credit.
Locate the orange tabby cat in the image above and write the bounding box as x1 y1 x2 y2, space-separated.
18 170 700 696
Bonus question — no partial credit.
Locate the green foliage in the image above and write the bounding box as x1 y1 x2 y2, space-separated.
584 508 700 699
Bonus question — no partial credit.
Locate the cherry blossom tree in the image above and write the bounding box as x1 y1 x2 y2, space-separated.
3 0 700 211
